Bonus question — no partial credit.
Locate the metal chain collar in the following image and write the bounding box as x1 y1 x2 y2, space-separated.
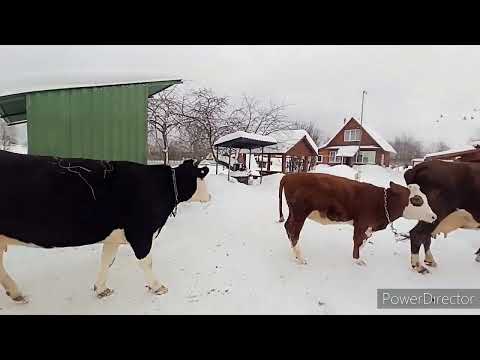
171 167 179 217
384 188 410 242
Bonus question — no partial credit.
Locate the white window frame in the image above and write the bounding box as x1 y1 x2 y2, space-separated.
344 129 361 142
355 150 376 164
329 151 341 163
318 155 323 163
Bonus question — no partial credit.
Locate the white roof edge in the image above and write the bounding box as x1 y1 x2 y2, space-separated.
425 145 476 158
214 131 277 146
0 77 182 98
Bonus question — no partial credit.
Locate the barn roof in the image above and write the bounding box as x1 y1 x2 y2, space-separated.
259 129 318 154
0 75 182 125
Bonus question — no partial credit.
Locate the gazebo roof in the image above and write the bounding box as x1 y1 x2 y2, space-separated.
214 131 277 149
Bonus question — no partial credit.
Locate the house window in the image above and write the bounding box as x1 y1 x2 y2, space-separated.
355 151 376 164
318 155 323 163
344 129 362 142
329 151 341 163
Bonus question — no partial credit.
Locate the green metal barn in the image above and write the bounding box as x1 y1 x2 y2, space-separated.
0 78 181 164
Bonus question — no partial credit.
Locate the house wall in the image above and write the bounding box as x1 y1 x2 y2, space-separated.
318 118 392 167
327 118 379 147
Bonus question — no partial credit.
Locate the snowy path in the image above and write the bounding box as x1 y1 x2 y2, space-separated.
1 165 480 314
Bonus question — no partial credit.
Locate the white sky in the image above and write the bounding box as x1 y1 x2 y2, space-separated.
2 45 480 147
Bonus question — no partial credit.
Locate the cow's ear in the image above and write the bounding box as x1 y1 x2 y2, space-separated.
389 181 403 193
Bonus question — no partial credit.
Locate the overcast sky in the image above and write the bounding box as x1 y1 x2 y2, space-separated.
2 45 480 148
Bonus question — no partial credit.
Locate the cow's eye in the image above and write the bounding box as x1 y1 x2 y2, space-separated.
410 195 424 207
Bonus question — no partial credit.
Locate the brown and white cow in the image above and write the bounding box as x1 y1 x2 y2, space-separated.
278 173 437 265
404 160 480 273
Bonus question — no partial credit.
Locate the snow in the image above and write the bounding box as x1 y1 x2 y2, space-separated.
336 145 359 157
1 164 479 314
425 145 476 158
361 124 397 154
2 144 27 154
214 131 277 147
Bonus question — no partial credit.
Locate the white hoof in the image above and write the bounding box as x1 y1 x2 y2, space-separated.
296 257 308 265
353 258 367 266
12 295 29 304
147 284 168 296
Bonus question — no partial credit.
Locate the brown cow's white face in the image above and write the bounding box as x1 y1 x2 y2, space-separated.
402 184 437 223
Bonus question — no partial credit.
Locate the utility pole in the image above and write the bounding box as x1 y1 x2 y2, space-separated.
355 90 367 181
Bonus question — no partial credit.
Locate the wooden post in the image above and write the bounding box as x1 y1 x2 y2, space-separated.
228 147 231 182
282 155 286 173
216 146 219 175
267 154 271 171
249 148 252 170
260 147 264 184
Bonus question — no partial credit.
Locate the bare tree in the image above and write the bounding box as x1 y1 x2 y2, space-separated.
230 95 292 135
147 86 184 164
0 119 13 151
292 119 327 146
425 140 449 154
176 88 232 161
390 134 425 166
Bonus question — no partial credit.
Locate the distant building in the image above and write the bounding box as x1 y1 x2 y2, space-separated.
238 129 318 174
318 117 397 167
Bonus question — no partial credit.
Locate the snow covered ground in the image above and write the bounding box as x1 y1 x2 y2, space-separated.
1 164 480 314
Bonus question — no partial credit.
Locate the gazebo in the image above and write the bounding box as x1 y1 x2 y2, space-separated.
213 131 277 184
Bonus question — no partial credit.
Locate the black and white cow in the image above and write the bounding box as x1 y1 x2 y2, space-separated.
0 150 210 303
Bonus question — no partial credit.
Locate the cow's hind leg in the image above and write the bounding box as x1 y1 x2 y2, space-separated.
0 245 27 303
352 224 369 266
285 213 307 264
475 248 480 263
94 242 120 299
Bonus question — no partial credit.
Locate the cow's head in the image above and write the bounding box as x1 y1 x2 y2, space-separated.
175 159 211 203
390 182 437 223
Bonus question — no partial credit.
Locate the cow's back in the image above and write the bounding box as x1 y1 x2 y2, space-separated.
282 172 375 221
0 150 150 248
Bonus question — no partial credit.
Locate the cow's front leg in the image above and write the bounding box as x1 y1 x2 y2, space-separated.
423 237 437 267
0 244 27 303
127 228 168 296
352 224 369 266
409 222 431 274
94 242 120 298
138 253 168 295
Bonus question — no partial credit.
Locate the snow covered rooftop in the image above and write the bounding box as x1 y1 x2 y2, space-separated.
214 131 277 149
336 145 359 157
252 129 318 154
425 145 477 158
320 118 397 154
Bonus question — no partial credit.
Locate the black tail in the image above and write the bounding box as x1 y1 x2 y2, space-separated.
278 176 286 223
